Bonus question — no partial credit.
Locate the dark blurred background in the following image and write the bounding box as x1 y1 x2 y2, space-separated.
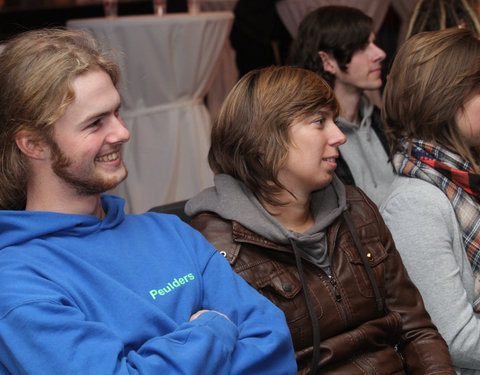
0 0 189 42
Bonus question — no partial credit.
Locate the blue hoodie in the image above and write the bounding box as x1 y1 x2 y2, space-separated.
0 195 296 375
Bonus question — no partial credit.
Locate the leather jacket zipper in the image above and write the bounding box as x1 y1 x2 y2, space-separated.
328 223 351 328
327 274 342 302
325 269 350 328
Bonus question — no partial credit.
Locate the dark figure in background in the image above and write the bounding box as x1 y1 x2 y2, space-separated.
289 6 395 206
230 0 291 77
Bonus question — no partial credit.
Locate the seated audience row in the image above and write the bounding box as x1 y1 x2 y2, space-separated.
1 1 479 373
184 5 480 373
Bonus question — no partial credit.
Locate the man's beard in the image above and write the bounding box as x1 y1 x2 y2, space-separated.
49 139 128 196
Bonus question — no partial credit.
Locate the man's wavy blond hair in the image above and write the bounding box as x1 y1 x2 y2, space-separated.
0 28 120 210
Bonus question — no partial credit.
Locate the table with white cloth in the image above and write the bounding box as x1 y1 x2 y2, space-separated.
67 12 233 214
200 0 238 118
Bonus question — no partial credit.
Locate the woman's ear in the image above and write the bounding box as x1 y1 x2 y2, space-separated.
318 51 337 75
15 130 49 160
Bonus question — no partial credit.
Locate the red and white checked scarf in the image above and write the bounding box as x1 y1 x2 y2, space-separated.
393 139 480 311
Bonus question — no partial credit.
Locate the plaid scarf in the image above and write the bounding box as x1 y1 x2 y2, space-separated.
393 139 480 311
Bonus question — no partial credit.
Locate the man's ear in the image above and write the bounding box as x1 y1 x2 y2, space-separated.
318 51 337 75
15 130 49 160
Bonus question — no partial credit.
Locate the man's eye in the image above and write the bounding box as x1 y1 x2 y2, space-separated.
88 119 102 128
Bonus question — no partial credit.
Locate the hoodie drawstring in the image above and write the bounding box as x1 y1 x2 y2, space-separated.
290 238 320 375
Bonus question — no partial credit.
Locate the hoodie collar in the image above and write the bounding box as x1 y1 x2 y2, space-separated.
0 195 125 250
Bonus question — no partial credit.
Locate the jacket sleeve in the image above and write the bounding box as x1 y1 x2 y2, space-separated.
381 180 480 371
360 187 456 375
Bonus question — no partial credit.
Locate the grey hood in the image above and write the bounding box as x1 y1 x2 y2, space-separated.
185 174 347 269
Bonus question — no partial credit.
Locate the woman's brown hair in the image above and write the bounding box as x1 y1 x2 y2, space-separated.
209 65 339 205
383 27 480 170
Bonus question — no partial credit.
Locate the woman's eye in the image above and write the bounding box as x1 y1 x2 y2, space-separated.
314 118 325 127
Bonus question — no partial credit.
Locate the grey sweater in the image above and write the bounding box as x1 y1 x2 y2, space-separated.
336 95 395 206
380 176 480 375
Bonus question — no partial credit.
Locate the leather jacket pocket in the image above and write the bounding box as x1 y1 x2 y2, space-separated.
341 239 387 299
255 267 303 302
251 266 322 351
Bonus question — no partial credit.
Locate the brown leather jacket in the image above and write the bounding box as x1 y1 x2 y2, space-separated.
190 186 455 374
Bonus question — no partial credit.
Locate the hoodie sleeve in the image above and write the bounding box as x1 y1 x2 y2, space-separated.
0 270 296 375
0 301 240 374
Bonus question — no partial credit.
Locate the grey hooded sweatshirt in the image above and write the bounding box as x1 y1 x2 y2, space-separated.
185 173 347 271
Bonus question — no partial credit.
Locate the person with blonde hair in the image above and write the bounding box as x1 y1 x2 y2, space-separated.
380 27 480 373
0 28 296 374
186 65 455 374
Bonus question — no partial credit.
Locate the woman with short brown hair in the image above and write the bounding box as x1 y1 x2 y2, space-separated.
186 65 455 374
